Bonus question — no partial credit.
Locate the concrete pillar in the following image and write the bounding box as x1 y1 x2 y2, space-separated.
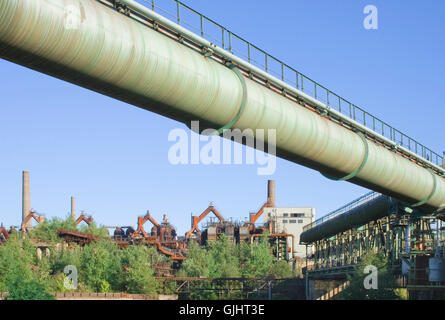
267 180 275 207
71 197 76 220
36 248 42 261
22 171 31 229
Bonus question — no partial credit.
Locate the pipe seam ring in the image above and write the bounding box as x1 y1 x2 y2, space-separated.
211 64 247 136
321 131 369 181
411 168 437 208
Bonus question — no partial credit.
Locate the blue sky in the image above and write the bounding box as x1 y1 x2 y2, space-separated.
0 0 444 234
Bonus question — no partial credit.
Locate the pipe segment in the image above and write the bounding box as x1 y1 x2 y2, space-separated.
118 0 445 177
300 194 392 244
0 0 444 210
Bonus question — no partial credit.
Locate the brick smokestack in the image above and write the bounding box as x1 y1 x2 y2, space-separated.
71 197 76 220
22 171 31 228
267 180 275 207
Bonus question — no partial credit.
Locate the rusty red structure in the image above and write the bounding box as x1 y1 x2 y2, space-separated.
21 210 45 233
0 225 9 245
75 211 94 226
6 177 293 262
185 203 225 241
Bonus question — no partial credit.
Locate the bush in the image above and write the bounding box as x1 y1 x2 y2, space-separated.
5 277 55 300
269 260 293 278
29 216 77 242
338 252 401 300
121 246 158 296
80 240 122 292
178 234 294 299
0 238 54 300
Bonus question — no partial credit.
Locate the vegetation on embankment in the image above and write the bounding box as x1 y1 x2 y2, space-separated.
0 217 165 299
338 252 408 300
177 234 295 299
0 217 295 300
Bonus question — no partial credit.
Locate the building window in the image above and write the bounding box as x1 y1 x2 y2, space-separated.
283 213 289 217
291 213 305 218
283 220 288 224
289 220 296 224
298 220 304 224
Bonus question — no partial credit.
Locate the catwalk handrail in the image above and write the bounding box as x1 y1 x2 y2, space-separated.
302 191 380 232
134 0 443 167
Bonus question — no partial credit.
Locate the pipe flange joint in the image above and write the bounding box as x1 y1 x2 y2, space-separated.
210 64 247 136
411 168 437 208
321 131 369 181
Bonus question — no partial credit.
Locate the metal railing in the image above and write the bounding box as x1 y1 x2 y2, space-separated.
141 0 443 166
302 191 380 232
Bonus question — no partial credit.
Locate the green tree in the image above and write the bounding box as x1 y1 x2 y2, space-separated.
0 238 54 300
240 236 274 278
121 245 158 295
178 240 210 278
29 215 109 242
207 235 240 278
5 277 55 300
80 240 122 292
78 221 109 237
268 260 293 278
30 216 77 242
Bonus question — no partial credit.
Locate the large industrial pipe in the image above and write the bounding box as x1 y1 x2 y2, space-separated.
22 171 31 229
1 0 444 210
300 193 393 244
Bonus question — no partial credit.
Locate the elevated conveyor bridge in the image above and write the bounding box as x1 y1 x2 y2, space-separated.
300 191 445 299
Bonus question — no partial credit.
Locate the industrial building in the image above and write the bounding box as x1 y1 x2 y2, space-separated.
264 207 315 259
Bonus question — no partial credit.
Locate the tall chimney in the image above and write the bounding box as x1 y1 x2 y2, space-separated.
71 197 76 220
22 171 31 228
267 180 275 207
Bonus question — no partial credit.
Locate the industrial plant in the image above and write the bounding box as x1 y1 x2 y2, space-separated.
1 170 445 300
2 171 312 266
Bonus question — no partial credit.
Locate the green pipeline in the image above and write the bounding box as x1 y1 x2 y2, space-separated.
300 194 392 244
0 0 444 210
